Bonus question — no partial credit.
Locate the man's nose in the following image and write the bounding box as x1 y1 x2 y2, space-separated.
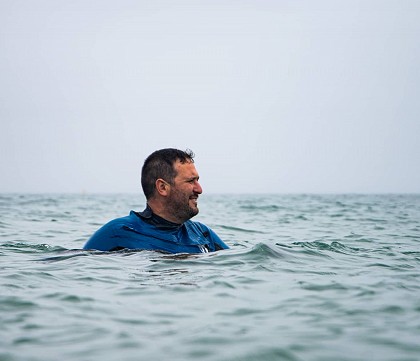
194 181 203 194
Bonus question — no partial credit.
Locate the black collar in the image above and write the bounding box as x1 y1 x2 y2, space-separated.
136 204 182 230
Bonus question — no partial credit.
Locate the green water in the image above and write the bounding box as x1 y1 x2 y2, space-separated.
1 194 420 361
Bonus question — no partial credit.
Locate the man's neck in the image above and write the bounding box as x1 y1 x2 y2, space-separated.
146 200 182 224
138 204 181 229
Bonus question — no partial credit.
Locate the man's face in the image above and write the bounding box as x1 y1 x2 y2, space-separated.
166 160 203 223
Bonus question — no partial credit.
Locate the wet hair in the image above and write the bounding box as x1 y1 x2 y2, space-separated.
141 148 195 200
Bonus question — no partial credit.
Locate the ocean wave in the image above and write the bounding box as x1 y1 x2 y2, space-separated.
292 240 369 256
0 242 66 254
218 225 266 234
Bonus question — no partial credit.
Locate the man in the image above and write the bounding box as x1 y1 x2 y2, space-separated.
83 148 229 254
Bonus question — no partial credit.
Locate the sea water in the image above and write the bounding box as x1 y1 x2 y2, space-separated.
1 193 420 361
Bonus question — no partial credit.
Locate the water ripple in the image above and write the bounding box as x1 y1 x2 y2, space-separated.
1 193 420 361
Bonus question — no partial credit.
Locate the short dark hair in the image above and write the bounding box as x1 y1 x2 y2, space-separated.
141 148 195 199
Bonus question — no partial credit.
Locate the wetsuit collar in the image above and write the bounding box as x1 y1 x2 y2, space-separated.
136 204 182 230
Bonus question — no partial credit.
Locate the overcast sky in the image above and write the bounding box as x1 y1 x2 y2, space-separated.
1 0 419 194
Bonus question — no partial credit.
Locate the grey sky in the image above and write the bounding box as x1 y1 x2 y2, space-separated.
1 0 419 194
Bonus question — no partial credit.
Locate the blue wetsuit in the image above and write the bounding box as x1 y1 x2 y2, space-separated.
83 206 229 254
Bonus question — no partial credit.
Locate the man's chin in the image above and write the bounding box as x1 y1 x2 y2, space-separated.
189 207 199 218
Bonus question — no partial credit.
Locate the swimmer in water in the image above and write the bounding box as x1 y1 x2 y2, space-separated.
83 148 229 254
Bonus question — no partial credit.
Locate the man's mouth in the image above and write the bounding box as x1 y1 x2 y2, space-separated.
190 196 198 205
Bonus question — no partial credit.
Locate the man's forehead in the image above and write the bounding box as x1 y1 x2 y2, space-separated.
174 159 198 176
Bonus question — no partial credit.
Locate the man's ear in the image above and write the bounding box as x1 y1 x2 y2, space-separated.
155 179 170 196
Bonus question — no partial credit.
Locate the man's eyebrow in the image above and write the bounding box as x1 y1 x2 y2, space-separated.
187 175 199 181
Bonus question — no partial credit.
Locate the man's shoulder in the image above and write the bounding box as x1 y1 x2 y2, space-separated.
84 211 145 250
184 219 207 229
115 210 141 222
184 220 214 237
99 211 142 230
184 219 228 250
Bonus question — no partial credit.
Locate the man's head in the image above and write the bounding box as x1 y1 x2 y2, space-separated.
141 148 202 223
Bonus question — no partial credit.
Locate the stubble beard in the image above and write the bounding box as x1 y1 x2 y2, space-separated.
167 190 199 223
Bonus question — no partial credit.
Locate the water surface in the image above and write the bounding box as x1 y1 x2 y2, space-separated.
1 194 420 361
